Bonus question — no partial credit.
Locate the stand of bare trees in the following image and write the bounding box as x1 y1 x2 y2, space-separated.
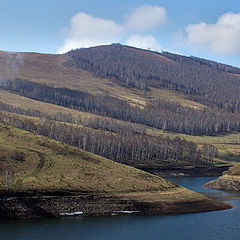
68 44 240 113
0 112 218 166
1 79 240 135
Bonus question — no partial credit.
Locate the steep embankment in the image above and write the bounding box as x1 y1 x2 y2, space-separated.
205 164 240 191
0 124 231 219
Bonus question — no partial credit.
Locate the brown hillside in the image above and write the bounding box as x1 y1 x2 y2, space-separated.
0 49 205 109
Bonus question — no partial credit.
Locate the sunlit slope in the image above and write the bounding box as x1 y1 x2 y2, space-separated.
0 50 206 109
0 123 177 193
0 123 231 216
0 89 239 165
147 127 240 164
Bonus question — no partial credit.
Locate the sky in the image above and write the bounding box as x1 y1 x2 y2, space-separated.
0 0 240 67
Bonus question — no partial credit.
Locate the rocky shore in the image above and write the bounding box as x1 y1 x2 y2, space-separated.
0 189 232 220
204 175 240 191
204 163 240 191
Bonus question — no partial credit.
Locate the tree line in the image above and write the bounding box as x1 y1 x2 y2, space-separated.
1 79 240 135
0 111 218 166
0 101 146 135
68 44 240 113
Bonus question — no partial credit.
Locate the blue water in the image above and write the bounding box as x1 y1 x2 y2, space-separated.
1 177 240 240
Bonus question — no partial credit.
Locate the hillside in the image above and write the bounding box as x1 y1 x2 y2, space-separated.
0 89 237 165
1 45 240 137
68 44 240 113
0 45 240 175
0 123 231 219
0 50 151 107
0 109 232 175
0 90 238 166
0 123 175 193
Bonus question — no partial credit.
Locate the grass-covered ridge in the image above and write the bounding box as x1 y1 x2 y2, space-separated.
0 123 177 193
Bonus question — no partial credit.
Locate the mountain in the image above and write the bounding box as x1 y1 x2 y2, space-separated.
68 44 240 113
1 45 240 136
0 45 239 171
0 44 238 218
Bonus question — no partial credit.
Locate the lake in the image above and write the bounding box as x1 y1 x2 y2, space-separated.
1 177 240 240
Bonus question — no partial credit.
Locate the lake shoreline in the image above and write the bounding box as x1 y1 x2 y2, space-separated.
138 165 231 178
0 189 232 220
204 175 240 191
1 177 240 240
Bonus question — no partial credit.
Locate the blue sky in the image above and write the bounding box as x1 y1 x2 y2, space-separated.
0 0 240 66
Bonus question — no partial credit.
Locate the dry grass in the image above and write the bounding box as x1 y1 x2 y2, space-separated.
0 51 146 107
0 89 95 120
0 50 239 164
0 123 179 193
115 188 208 203
149 87 207 109
0 88 239 165
146 127 240 164
0 51 206 109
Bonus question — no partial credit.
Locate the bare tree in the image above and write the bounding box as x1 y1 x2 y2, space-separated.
5 169 14 190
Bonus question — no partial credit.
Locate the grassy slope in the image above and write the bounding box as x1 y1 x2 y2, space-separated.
0 89 96 120
0 123 231 215
0 50 206 108
0 89 239 165
149 87 206 110
0 123 177 193
0 50 239 164
147 128 240 164
0 51 147 107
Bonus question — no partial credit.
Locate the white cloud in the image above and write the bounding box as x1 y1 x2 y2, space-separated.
57 13 123 53
125 34 162 51
57 6 166 53
126 5 167 32
185 12 240 54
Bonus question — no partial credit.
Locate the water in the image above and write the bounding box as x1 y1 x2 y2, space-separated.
1 177 240 240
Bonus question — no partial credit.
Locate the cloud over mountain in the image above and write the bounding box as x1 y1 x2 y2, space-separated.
57 13 123 53
185 12 240 54
57 5 166 53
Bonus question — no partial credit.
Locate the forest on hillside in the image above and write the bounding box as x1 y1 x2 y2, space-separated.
0 111 218 166
68 44 240 114
1 78 240 136
0 45 239 168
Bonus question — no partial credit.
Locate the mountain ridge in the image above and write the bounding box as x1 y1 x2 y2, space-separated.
0 44 239 168
0 44 238 218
